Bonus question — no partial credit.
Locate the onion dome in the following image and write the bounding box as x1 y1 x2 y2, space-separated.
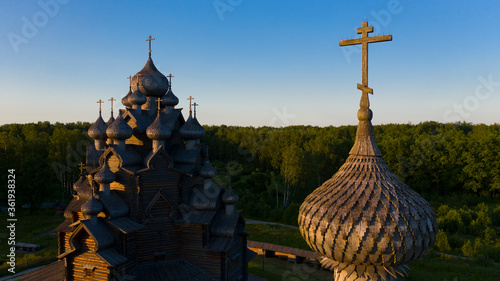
94 163 116 184
106 114 133 140
180 116 205 140
128 84 147 106
81 193 103 216
88 114 107 140
122 86 133 107
131 57 169 97
146 114 172 140
106 116 115 127
222 185 239 205
161 87 179 107
200 161 217 178
299 97 437 280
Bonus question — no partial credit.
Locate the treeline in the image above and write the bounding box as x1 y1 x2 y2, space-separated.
1 121 499 212
0 122 92 210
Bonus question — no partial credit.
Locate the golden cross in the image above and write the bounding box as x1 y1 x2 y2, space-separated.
193 102 199 118
78 162 86 174
108 97 116 116
146 35 155 57
167 73 174 84
339 21 391 105
97 99 104 113
187 96 194 116
156 98 162 112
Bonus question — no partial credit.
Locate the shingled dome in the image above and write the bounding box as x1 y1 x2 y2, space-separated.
81 193 103 216
146 113 172 140
131 57 169 97
179 116 205 140
161 87 179 107
94 162 116 184
222 186 239 205
298 21 437 281
106 114 133 140
122 86 133 108
88 114 107 140
200 161 217 178
128 84 147 106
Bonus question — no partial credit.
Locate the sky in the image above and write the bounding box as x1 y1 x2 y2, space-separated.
1 0 500 127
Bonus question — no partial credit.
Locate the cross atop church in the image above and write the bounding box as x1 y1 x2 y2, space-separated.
146 35 155 57
109 97 116 117
97 99 104 114
339 21 391 107
193 102 199 118
78 162 86 174
187 96 194 116
156 97 162 112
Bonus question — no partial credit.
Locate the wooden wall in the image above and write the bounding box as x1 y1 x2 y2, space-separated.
67 232 110 281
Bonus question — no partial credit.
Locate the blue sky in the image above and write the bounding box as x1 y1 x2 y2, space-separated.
1 0 499 127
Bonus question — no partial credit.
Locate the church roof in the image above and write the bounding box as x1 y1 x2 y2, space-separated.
131 57 169 98
97 190 129 219
94 162 116 184
106 114 133 140
122 86 133 108
162 87 179 106
88 113 107 140
146 112 172 140
180 116 205 140
20 260 65 281
107 217 145 234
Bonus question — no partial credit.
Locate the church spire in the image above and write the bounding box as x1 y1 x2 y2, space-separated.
339 21 392 157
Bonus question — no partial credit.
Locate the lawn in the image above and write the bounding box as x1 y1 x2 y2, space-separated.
0 208 62 276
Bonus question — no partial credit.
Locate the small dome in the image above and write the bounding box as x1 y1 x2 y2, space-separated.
146 114 172 140
106 114 133 140
106 115 115 127
161 87 179 107
81 193 103 216
200 161 216 178
180 116 205 140
222 187 239 205
122 87 133 108
94 163 116 184
128 85 147 106
131 57 169 97
88 114 107 140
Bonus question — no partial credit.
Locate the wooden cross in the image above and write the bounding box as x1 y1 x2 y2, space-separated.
339 21 391 102
146 35 155 56
167 73 174 82
193 102 199 118
97 99 104 113
78 163 86 174
187 96 194 116
108 97 116 116
156 98 162 112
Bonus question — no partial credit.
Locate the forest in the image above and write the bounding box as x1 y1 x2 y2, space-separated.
0 121 499 262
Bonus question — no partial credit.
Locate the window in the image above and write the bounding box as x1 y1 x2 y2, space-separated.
84 267 95 278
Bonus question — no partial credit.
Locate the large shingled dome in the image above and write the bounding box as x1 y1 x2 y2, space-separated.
180 116 205 140
298 21 437 281
106 114 133 140
131 57 169 97
88 114 107 140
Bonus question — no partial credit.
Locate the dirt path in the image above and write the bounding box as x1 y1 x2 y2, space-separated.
245 219 299 230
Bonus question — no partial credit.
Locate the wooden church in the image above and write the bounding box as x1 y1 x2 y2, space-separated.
22 36 254 281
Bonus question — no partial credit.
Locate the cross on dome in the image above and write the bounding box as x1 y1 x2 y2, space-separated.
187 96 194 117
146 35 155 57
193 102 199 118
97 99 104 114
108 97 116 117
339 21 391 109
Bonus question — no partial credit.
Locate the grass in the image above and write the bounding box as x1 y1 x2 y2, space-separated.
0 208 62 276
246 224 311 251
246 222 500 281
